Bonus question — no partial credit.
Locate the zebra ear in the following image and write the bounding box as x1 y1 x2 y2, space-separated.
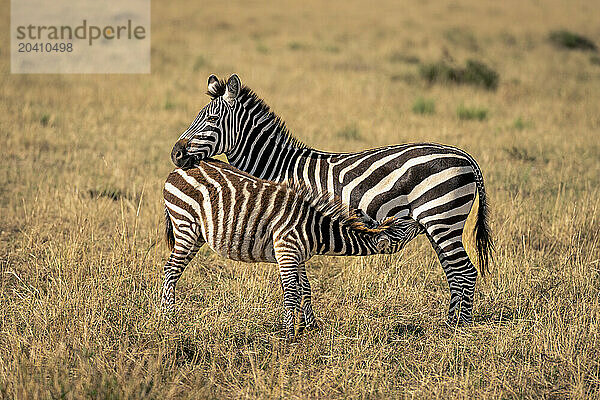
207 74 219 93
223 74 241 104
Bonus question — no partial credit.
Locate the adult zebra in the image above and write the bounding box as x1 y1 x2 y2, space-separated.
170 74 493 325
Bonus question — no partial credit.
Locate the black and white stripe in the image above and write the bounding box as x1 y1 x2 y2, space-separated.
171 74 493 324
163 159 421 340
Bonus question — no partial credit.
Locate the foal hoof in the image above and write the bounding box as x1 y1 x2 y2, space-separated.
286 334 298 344
446 316 473 329
305 322 320 332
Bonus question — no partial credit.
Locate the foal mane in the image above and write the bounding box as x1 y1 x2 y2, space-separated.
285 181 395 234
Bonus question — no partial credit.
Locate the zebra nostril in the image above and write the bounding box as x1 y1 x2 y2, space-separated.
171 140 189 167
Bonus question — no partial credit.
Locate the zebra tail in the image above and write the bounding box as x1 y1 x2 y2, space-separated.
472 162 494 277
164 206 175 252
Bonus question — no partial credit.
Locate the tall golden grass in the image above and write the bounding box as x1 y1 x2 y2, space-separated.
1 0 599 397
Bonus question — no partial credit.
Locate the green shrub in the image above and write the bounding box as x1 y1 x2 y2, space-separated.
549 30 597 51
336 124 361 140
419 59 499 90
420 62 457 84
512 116 533 130
40 114 51 126
463 60 499 90
457 104 487 121
412 97 435 115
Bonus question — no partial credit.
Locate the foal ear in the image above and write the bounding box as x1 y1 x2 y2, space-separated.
223 74 241 104
356 209 378 229
207 74 220 94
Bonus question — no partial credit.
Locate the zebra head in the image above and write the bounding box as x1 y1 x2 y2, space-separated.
171 74 242 168
372 217 425 254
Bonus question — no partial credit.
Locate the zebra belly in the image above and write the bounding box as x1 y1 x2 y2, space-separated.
206 235 277 263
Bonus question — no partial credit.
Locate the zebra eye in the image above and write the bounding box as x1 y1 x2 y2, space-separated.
207 116 219 123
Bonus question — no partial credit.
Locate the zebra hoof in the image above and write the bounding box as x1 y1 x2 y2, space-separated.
161 303 176 318
305 322 320 332
446 316 473 329
296 325 306 336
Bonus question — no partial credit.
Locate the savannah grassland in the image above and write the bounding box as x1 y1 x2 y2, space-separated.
1 0 600 398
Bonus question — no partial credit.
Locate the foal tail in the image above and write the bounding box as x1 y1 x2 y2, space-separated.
164 206 175 252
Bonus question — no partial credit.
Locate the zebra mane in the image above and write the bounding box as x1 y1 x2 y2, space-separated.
206 78 307 150
284 181 396 234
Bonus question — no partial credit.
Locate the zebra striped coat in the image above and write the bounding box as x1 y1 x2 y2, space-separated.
163 159 421 339
171 74 493 325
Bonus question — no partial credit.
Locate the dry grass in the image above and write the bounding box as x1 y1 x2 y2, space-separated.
1 0 600 398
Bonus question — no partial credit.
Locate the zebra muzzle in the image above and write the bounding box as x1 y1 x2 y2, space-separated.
171 139 195 169
375 234 392 253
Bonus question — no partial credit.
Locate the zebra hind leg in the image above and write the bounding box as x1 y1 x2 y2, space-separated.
425 230 477 326
162 239 203 314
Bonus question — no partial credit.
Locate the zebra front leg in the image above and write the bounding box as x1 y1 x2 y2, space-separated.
298 262 318 331
275 253 302 341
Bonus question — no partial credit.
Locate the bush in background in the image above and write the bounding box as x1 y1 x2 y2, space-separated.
457 104 488 121
549 30 597 51
420 59 499 90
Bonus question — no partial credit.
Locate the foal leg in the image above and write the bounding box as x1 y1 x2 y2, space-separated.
275 252 302 341
298 262 318 331
162 230 205 312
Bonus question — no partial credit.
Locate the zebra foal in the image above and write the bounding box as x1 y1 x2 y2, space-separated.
163 159 421 340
